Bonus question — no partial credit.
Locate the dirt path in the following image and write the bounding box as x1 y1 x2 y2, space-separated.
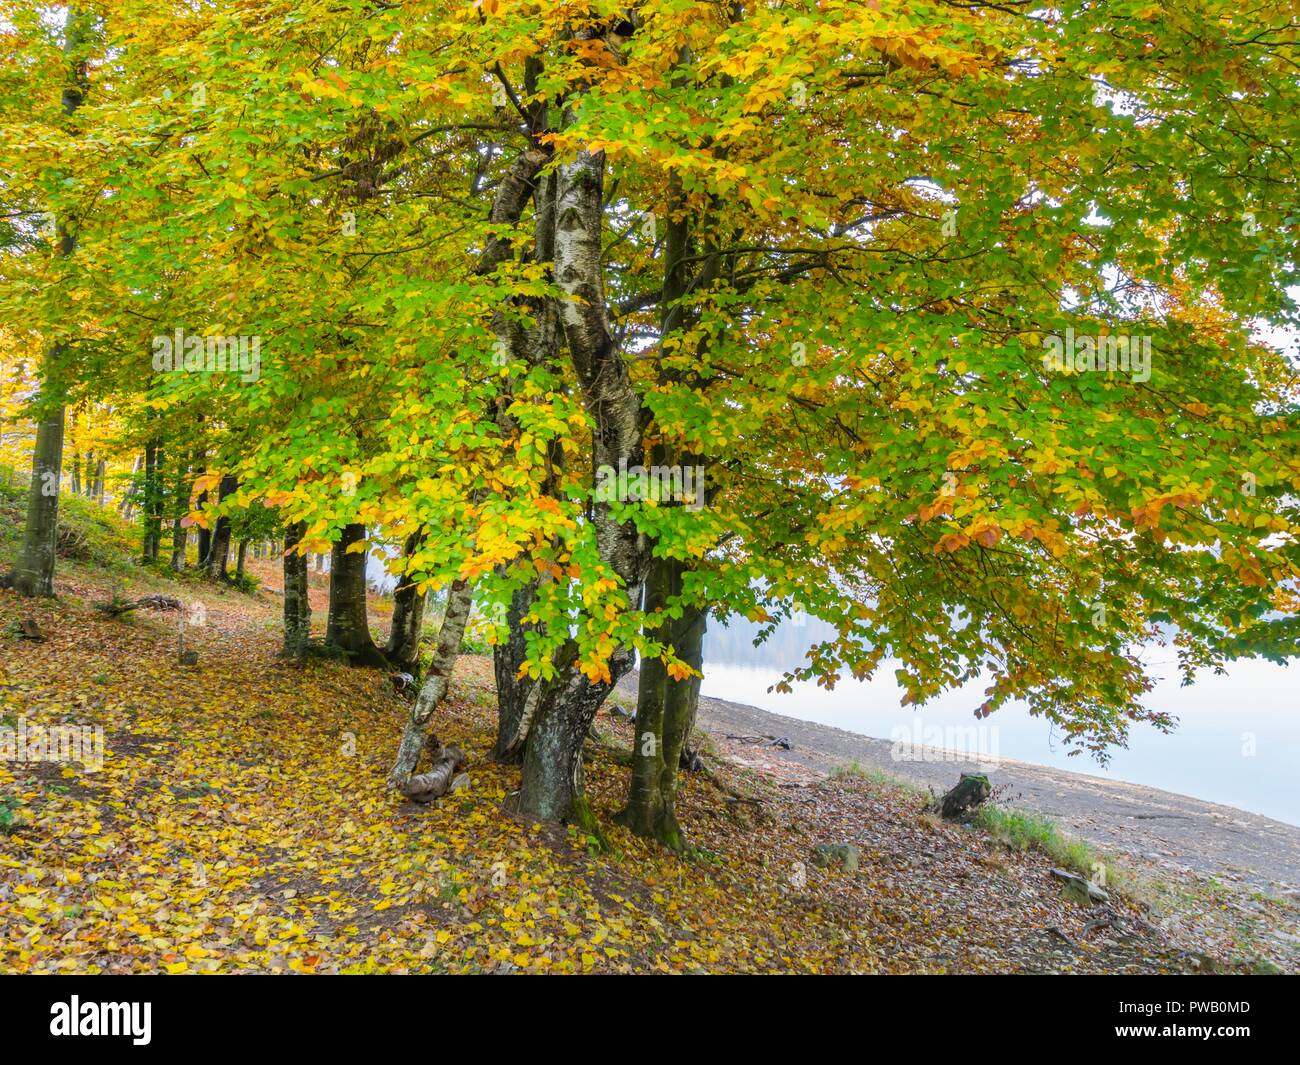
615 676 1300 900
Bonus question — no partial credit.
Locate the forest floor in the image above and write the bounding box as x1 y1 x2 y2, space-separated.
0 546 1296 973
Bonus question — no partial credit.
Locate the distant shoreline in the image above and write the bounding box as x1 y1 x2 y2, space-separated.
616 670 1300 897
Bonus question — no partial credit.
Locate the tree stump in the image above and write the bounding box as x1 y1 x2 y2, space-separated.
940 772 991 819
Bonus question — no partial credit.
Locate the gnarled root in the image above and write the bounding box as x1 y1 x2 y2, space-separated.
400 736 468 803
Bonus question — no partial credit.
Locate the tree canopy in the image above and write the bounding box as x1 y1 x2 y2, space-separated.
3 0 1298 838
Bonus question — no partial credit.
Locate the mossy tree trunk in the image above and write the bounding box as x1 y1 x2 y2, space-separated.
615 553 706 851
282 521 310 660
140 441 164 562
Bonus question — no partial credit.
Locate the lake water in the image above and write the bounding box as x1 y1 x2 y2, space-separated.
701 617 1300 826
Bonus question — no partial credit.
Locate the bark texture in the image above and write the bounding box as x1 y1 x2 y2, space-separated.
282 521 311 660
384 531 427 672
324 522 385 667
11 407 65 597
512 108 651 821
9 7 88 597
389 578 474 788
204 474 237 579
402 738 468 803
615 554 706 850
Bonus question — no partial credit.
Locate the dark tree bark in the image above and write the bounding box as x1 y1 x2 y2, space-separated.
169 463 188 570
385 531 427 672
282 521 310 660
195 488 211 566
614 160 721 846
325 522 385 666
140 442 163 561
517 645 636 825
235 538 248 579
204 474 237 579
491 578 543 763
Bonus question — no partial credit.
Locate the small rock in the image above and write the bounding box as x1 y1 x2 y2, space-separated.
449 773 471 793
811 843 861 873
1050 867 1109 904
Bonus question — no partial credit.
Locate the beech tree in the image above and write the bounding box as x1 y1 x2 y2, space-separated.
5 3 92 596
4 0 1297 850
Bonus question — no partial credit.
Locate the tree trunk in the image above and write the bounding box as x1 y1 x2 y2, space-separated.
282 521 310 660
516 647 636 824
235 538 247 579
403 740 468 803
11 407 65 597
69 452 80 495
390 578 474 787
195 489 211 566
385 531 427 672
120 453 143 519
513 125 650 821
490 578 542 763
10 8 89 597
325 522 384 666
140 443 161 561
204 474 236 579
616 554 706 850
169 463 188 570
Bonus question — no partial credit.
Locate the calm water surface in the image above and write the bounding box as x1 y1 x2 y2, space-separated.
701 618 1300 826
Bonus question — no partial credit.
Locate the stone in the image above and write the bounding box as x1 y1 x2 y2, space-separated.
811 843 861 873
1050 867 1109 904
